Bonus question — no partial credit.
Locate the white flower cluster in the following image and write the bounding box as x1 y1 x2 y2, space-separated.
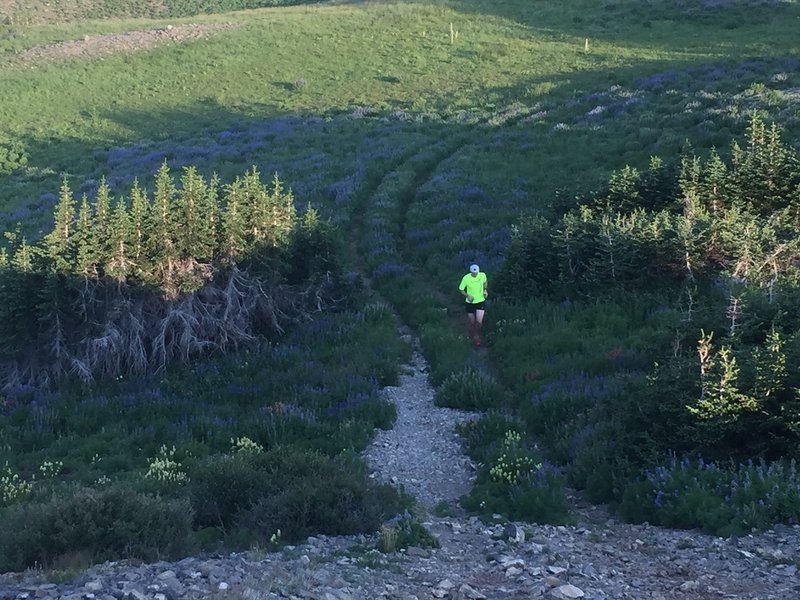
231 436 264 454
145 445 188 484
1 462 33 503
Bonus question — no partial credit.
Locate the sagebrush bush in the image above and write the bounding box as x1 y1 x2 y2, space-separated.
435 367 504 410
189 452 274 529
0 486 193 572
236 449 408 543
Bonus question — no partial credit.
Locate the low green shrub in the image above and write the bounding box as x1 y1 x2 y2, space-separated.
620 457 800 536
237 449 408 543
420 322 473 386
457 411 524 466
0 485 193 572
378 511 439 552
458 425 571 524
0 143 28 174
461 463 571 525
189 452 274 530
435 367 504 410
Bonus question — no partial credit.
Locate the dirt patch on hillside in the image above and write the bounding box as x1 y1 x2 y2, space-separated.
2 22 238 66
0 0 168 25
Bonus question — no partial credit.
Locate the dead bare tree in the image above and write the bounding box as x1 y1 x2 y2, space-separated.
0 265 339 392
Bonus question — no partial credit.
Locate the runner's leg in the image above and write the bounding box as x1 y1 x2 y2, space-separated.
466 312 476 341
474 309 485 345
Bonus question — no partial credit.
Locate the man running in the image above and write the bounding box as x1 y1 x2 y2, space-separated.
459 264 488 347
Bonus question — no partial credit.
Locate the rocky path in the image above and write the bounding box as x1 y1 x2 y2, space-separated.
363 328 477 512
2 330 800 600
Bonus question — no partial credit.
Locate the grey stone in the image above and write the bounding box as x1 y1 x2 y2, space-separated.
551 584 585 599
456 584 486 600
405 547 430 558
504 524 525 544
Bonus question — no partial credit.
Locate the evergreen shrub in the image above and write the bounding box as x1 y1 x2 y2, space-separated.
419 323 473 387
235 449 408 543
435 367 504 410
0 143 28 174
0 486 193 572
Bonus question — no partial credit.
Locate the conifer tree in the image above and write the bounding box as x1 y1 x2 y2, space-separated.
107 196 133 283
11 237 34 272
268 172 296 247
92 177 113 267
74 194 97 278
243 167 270 246
678 153 702 216
129 179 150 279
604 165 641 213
730 117 797 213
151 161 178 284
700 149 729 215
201 173 221 260
176 166 210 260
639 155 676 211
44 177 76 273
222 177 247 261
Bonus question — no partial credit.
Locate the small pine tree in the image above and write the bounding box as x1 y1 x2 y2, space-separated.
201 173 221 260
699 149 729 215
176 166 211 260
242 166 270 246
129 179 150 280
222 177 247 261
678 152 702 216
151 161 178 285
74 194 98 278
268 172 296 247
92 177 113 266
604 165 641 213
11 238 35 272
107 196 133 283
639 155 677 211
44 177 76 273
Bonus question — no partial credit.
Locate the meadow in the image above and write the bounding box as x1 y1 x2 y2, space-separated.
1 0 800 571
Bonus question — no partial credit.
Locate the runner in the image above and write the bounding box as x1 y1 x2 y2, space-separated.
459 264 488 347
